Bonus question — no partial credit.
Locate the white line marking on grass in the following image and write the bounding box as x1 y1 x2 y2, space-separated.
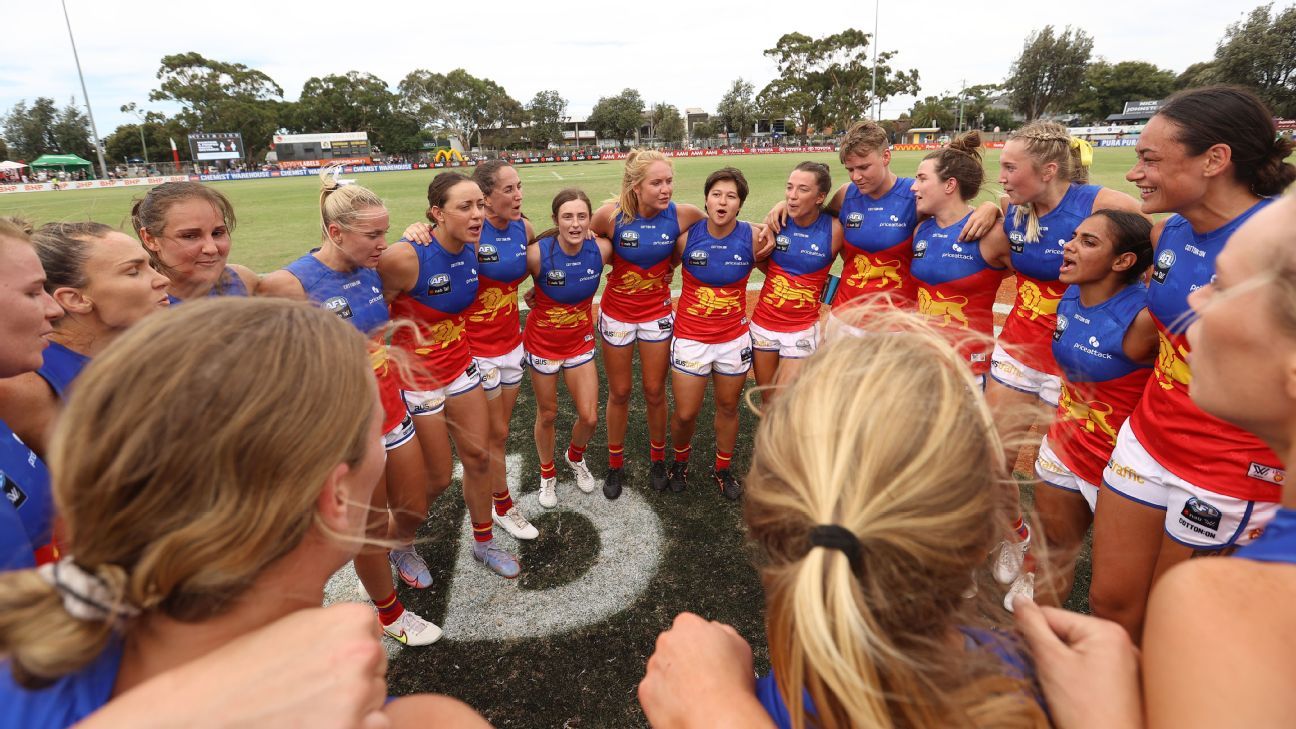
550 170 563 180
439 456 665 641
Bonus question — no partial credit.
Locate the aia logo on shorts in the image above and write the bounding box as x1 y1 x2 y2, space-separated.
323 296 353 320
1248 462 1286 485
477 244 500 263
688 250 708 266
1181 497 1222 531
914 239 928 259
2 473 27 509
845 212 863 229
546 270 567 287
1152 250 1176 285
427 273 452 296
1009 230 1025 254
619 231 640 248
1053 314 1069 342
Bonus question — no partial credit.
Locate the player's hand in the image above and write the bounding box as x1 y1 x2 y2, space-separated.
762 201 789 234
959 201 1002 242
638 612 773 729
522 285 538 309
753 227 776 262
79 604 390 729
1014 596 1142 729
401 223 434 246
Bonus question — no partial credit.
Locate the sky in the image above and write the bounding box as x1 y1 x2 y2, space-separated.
0 0 1275 142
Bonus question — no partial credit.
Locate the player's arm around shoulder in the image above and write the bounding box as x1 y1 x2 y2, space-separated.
979 222 1014 270
673 228 690 267
677 202 705 232
830 216 845 258
1093 186 1144 217
595 236 614 267
255 269 307 301
378 242 419 303
229 264 261 294
0 373 57 458
1143 559 1296 728
825 183 848 217
591 203 617 240
523 218 537 245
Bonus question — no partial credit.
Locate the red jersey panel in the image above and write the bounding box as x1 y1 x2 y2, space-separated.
464 276 523 357
1052 371 1148 486
389 294 473 389
997 274 1066 374
834 241 916 311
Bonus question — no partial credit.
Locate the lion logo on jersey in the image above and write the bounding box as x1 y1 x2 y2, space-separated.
546 306 589 328
613 270 665 294
414 319 466 351
1015 280 1063 320
469 286 517 323
845 256 903 290
687 287 741 317
1058 385 1119 445
761 274 818 309
917 289 970 328
1154 330 1192 391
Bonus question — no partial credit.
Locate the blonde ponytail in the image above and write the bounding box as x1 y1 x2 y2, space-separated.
319 165 387 244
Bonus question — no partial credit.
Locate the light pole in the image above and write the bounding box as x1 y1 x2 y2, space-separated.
121 103 148 165
60 0 108 180
870 0 880 121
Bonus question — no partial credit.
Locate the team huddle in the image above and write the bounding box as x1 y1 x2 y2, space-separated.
0 83 1295 728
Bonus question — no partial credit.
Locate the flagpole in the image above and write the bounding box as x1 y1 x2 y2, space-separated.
60 0 109 180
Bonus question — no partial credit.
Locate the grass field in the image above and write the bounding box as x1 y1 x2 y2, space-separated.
1 149 1120 727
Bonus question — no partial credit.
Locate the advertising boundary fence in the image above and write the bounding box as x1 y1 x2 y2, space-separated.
2 146 840 195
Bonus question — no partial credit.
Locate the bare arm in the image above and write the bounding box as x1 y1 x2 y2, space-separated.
1122 308 1159 364
596 236 614 267
676 202 706 232
228 264 261 295
255 270 308 301
830 217 845 259
673 229 690 267
401 222 435 246
377 243 420 303
1093 187 1145 218
978 223 1015 270
591 203 616 240
523 218 537 245
0 373 57 458
959 200 1005 242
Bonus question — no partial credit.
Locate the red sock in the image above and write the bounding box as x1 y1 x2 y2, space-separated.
608 443 624 470
567 442 587 463
1013 517 1029 541
540 461 557 479
375 590 404 625
715 450 732 472
674 445 691 463
493 490 513 516
472 521 493 543
650 440 666 463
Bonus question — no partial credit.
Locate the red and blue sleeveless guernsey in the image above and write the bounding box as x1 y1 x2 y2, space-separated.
910 213 1007 374
524 237 603 360
835 178 919 309
1129 201 1284 502
1049 284 1152 486
752 212 834 332
35 341 91 400
165 266 248 305
1 419 52 569
602 202 680 323
0 635 123 728
464 218 528 358
388 237 478 390
284 253 405 433
675 220 755 343
1001 183 1101 373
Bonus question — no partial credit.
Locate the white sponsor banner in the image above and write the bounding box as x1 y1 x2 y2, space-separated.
0 174 191 195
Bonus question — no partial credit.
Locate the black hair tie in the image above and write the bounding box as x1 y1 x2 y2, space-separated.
808 524 864 575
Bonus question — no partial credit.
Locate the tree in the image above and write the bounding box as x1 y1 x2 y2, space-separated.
651 104 686 144
760 30 920 134
148 53 285 158
1005 25 1094 119
286 72 419 153
907 96 956 132
586 89 644 147
1211 3 1296 116
715 79 757 140
1072 60 1176 122
1175 61 1219 90
2 97 93 161
690 120 714 141
526 90 567 149
0 137 8 162
398 69 523 150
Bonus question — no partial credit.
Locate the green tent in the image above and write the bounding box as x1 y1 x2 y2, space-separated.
30 154 95 178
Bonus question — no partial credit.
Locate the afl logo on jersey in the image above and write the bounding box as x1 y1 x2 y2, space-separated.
477 244 500 263
546 269 567 287
688 249 708 266
427 273 452 296
323 296 354 320
914 239 928 258
1009 230 1025 254
1053 314 1068 341
1152 249 1176 284
775 235 791 252
845 212 863 229
619 230 640 248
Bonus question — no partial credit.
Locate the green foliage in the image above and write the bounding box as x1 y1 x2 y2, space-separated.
1072 61 1176 122
586 89 645 147
649 103 686 144
715 79 756 139
398 69 524 150
287 72 420 154
0 137 8 161
760 29 920 134
1175 61 1219 90
907 96 956 131
526 90 568 149
2 97 94 161
690 120 714 140
1211 3 1296 117
149 53 284 158
1006 25 1094 119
